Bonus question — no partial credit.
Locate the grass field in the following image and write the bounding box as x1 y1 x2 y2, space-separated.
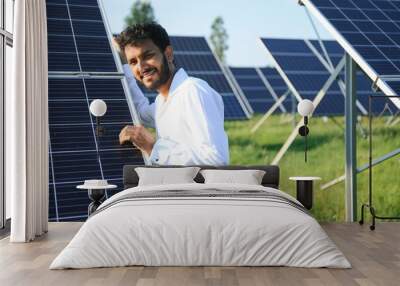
225 114 400 222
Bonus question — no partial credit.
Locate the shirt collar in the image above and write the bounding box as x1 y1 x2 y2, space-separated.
167 68 188 96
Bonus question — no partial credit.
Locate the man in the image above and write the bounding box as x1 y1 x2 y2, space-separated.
116 22 229 166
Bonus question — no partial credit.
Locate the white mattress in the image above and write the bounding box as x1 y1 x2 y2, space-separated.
50 183 351 269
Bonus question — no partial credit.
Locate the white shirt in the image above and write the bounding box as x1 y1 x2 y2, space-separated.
123 65 229 166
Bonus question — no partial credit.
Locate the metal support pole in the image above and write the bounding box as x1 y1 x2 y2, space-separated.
304 8 334 70
345 54 357 222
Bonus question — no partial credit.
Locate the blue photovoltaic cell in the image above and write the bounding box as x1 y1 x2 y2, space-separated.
46 3 69 19
223 96 248 118
174 54 221 71
230 67 291 113
260 67 294 112
261 38 390 115
261 67 290 97
78 54 117 72
47 0 68 4
276 55 327 71
96 124 130 150
47 0 145 221
51 151 102 183
46 0 117 72
48 35 75 53
49 99 92 125
139 36 249 119
192 74 232 93
47 19 72 35
85 78 126 100
48 78 86 100
50 125 96 152
170 36 210 52
72 20 107 36
54 182 92 221
68 0 99 5
308 0 400 100
68 5 103 21
75 36 112 53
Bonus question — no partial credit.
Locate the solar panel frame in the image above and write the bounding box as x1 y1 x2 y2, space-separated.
301 0 400 109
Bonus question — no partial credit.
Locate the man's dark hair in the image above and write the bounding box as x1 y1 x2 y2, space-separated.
117 22 170 53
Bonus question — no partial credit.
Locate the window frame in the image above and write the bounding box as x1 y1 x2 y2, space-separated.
0 0 14 230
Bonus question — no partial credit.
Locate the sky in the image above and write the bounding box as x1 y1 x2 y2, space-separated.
101 0 333 67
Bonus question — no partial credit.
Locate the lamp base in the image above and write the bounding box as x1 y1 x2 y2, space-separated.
96 125 105 136
298 125 309 136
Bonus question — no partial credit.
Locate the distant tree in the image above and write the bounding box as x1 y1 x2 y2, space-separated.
124 0 156 27
209 16 229 63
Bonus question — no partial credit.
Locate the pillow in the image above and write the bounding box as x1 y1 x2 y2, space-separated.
200 169 266 185
135 167 201 186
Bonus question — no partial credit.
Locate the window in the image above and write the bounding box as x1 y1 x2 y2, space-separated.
5 0 12 34
1 0 14 230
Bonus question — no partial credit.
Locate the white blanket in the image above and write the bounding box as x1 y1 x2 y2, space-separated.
50 183 351 269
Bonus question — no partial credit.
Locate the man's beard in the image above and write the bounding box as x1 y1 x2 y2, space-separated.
144 55 171 91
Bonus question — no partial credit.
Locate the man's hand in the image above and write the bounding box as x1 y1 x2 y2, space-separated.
111 37 127 64
119 125 155 155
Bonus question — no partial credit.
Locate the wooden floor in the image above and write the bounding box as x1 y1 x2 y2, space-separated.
0 222 399 286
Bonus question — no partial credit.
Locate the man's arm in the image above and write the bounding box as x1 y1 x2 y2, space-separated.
149 84 229 166
112 37 155 128
123 65 156 128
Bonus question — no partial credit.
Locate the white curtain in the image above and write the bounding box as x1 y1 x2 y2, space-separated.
7 0 48 242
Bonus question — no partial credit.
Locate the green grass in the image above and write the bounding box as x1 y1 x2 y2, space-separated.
225 114 400 222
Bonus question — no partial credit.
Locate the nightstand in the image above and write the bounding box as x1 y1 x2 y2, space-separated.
77 180 117 216
289 177 321 210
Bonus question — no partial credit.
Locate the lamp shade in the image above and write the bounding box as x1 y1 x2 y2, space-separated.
297 99 314 117
89 99 107 117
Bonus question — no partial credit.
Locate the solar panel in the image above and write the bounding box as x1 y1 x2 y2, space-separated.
230 67 291 113
309 39 393 113
261 38 389 115
47 0 145 222
138 36 251 119
261 38 346 115
301 0 400 109
46 0 116 72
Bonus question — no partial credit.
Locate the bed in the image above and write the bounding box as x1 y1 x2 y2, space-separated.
50 165 350 269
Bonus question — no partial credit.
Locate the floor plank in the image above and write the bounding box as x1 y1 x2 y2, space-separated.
0 222 399 286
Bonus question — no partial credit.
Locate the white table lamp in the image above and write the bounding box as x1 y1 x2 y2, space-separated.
297 99 314 162
90 99 107 136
